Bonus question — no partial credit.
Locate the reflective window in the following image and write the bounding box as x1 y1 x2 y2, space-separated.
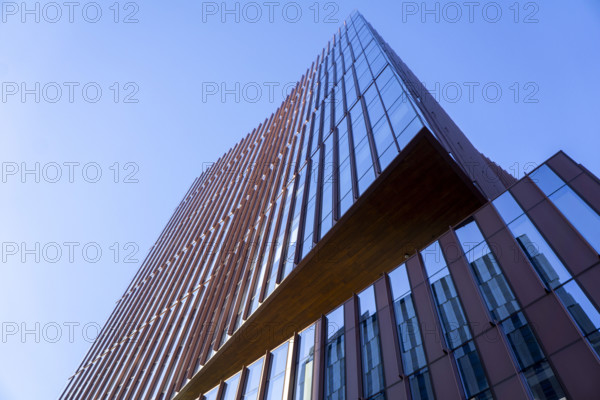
293 325 316 400
524 362 568 400
344 70 358 109
376 67 402 110
264 342 290 400
333 83 345 126
310 107 323 156
320 134 335 239
249 207 275 314
324 306 346 400
453 342 492 400
555 281 600 355
281 167 307 279
422 242 472 349
343 49 353 74
388 264 434 399
322 96 333 143
371 112 397 171
266 182 295 296
363 83 397 171
364 84 384 124
364 40 387 77
530 165 600 253
354 54 372 94
350 102 376 195
409 370 435 400
529 164 564 195
358 286 386 399
242 357 265 400
221 372 241 400
300 157 319 259
387 97 419 149
496 195 572 288
337 118 354 216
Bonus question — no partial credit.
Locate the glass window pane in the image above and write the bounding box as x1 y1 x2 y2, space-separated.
222 372 241 400
493 193 572 288
281 167 307 279
242 357 265 400
371 116 397 171
529 165 565 196
358 286 386 399
203 385 219 400
523 361 567 400
266 182 295 296
264 342 290 400
388 263 411 300
454 342 491 399
300 158 319 259
344 72 358 110
492 191 524 225
337 117 354 217
293 325 316 400
364 85 384 124
389 265 428 377
421 242 447 279
555 281 600 355
320 135 335 239
409 369 435 400
422 242 472 349
529 165 600 252
350 104 375 195
470 246 520 321
548 186 600 253
501 312 545 369
324 306 346 400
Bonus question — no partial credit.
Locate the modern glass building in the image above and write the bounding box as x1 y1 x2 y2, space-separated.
60 11 600 400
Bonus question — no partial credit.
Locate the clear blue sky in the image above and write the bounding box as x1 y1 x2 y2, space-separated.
0 1 598 399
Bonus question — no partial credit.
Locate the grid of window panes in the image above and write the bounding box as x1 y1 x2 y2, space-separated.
324 306 346 400
493 190 600 357
455 220 566 399
421 242 493 400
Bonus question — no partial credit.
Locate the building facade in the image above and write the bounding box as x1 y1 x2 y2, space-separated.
60 11 600 400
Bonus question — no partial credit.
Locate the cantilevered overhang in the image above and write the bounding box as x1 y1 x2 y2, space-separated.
174 127 487 399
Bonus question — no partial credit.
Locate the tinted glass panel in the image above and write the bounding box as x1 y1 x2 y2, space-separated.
222 372 241 400
358 286 386 399
203 386 219 400
264 342 290 400
293 325 316 400
454 342 491 399
530 165 600 252
242 357 264 400
324 306 346 400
